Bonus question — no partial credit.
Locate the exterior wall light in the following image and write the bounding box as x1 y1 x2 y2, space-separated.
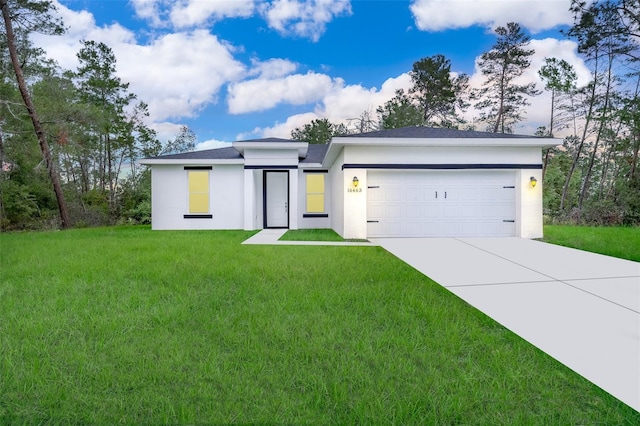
530 176 538 188
352 176 359 187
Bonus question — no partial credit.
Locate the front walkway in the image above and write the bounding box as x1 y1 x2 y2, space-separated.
373 237 640 412
242 228 375 246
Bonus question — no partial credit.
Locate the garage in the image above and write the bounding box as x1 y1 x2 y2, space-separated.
366 169 517 237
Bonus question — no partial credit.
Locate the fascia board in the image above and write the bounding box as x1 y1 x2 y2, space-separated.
299 163 324 169
138 159 244 166
331 136 561 149
322 142 345 169
233 141 308 158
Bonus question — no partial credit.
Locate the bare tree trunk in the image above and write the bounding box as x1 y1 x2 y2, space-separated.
598 146 612 200
632 137 639 180
579 47 615 209
542 149 551 180
560 52 600 211
629 76 640 180
1 1 70 228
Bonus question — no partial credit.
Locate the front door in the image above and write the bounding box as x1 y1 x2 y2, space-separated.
265 171 289 228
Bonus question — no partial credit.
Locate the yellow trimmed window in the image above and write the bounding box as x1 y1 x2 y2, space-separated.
306 174 325 213
188 171 209 213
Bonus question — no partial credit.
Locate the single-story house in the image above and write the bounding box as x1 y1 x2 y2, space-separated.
139 126 559 239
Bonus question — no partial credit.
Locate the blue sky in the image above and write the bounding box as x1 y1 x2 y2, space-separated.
37 1 593 149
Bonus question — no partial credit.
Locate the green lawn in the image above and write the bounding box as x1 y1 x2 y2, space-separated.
544 225 640 262
280 228 345 241
0 227 637 424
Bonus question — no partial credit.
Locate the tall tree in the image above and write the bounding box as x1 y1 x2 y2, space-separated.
161 125 196 155
1 0 70 227
346 109 378 134
568 1 629 208
538 57 578 137
377 89 423 129
538 57 578 178
473 22 540 133
75 40 137 213
410 54 469 127
291 118 347 144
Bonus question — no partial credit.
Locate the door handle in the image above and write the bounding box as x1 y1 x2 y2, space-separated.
285 202 288 212
445 191 447 199
435 191 438 199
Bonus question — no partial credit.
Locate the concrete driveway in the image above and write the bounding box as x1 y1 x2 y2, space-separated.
373 237 640 412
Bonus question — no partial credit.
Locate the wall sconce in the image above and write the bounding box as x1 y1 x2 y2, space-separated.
530 176 538 188
352 176 359 187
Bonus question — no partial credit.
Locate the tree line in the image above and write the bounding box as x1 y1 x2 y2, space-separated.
1 0 195 229
292 2 640 225
1 0 638 229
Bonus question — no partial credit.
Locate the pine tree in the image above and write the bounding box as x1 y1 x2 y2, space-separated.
473 22 540 133
1 0 70 227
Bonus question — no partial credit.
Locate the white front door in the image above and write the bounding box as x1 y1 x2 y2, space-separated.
265 171 289 228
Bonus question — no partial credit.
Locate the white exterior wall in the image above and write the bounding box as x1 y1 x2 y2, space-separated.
151 164 244 230
342 168 368 239
344 145 541 165
244 169 264 230
289 169 299 230
335 145 545 239
329 149 345 237
243 149 299 167
517 169 544 238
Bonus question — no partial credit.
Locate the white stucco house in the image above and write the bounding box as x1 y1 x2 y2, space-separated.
139 127 559 239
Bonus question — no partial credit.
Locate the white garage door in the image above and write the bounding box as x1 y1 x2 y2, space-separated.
367 170 516 237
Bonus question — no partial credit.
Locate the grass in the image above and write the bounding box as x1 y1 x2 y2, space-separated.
280 228 345 241
0 226 638 424
544 225 640 262
281 228 369 242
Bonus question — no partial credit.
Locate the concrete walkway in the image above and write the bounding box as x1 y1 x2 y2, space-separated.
242 228 375 246
373 237 640 412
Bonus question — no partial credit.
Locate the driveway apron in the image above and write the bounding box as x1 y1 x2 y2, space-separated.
373 237 640 412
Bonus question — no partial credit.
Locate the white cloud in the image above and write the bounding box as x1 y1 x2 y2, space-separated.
151 121 186 144
261 0 352 41
255 73 412 138
320 73 411 122
410 0 583 33
130 0 165 27
118 30 245 121
36 2 245 122
195 139 233 151
258 112 320 138
130 0 256 28
32 2 136 71
227 72 337 114
131 0 348 40
170 0 255 28
248 58 299 78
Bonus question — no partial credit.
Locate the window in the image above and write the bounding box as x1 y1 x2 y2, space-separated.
306 174 325 213
188 171 209 214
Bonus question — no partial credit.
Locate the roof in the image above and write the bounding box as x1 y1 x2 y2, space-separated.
142 138 300 161
145 146 241 161
300 143 329 164
347 126 542 139
141 126 557 166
